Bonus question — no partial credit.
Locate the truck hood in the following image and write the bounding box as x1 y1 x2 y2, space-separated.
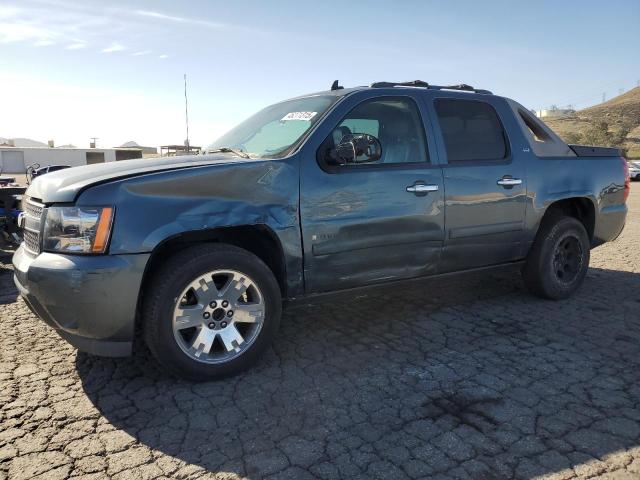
26 153 255 203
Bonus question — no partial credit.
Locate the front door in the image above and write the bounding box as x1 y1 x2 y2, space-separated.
428 95 527 272
299 92 444 293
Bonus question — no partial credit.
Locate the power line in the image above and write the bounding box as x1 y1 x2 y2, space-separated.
535 79 632 111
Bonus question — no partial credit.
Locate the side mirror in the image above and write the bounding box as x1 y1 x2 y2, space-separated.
333 134 382 165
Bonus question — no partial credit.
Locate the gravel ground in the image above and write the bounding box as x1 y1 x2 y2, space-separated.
1 186 639 480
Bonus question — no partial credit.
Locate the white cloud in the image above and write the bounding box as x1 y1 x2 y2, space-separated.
65 42 87 50
0 2 147 54
0 2 265 57
134 8 263 34
0 5 21 20
135 9 226 29
0 22 55 44
34 39 54 47
158 54 168 59
101 42 125 53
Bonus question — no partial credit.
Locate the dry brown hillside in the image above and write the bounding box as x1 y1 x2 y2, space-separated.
543 87 640 158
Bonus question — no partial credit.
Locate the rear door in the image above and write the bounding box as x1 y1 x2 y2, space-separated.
299 91 444 293
427 95 527 271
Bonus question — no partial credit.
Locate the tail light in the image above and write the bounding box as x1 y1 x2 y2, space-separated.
621 157 630 203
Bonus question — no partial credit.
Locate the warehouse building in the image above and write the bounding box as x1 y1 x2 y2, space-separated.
0 145 143 173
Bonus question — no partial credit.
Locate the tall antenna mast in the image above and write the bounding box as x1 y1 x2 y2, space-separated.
184 73 190 150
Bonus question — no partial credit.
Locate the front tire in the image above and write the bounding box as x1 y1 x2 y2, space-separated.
142 243 281 381
522 216 590 300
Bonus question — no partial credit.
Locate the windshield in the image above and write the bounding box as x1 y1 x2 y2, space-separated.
206 95 338 159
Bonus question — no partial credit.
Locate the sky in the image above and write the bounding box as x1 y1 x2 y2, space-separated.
0 0 639 148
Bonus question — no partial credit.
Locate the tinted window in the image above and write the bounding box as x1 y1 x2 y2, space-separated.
326 97 429 165
435 99 507 162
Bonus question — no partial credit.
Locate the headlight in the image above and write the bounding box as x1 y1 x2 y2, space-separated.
43 206 114 254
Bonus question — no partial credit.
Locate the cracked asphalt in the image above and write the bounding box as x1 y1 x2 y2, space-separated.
1 186 640 480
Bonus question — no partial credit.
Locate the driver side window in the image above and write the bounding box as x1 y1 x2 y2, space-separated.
322 97 429 166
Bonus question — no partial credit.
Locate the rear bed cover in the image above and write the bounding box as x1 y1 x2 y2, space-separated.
569 145 622 157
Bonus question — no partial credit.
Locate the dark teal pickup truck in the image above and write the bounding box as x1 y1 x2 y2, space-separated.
13 81 629 380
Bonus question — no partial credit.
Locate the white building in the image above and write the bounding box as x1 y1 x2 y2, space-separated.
0 146 142 173
535 108 575 119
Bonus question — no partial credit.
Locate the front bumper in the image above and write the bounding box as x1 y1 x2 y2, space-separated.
12 245 150 357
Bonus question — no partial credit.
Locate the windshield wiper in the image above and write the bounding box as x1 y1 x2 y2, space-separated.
206 147 250 159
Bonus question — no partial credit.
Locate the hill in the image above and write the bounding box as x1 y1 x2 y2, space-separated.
0 137 48 148
543 87 640 159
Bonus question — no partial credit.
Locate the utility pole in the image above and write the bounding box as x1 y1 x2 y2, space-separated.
184 74 190 151
602 92 606 103
90 137 98 148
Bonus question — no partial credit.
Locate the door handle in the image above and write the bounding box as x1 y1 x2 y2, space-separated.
497 177 522 187
406 183 439 194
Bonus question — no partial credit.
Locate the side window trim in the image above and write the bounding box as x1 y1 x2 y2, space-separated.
316 94 436 173
431 96 512 167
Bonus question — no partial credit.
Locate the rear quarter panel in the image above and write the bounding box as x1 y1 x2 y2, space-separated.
525 156 627 248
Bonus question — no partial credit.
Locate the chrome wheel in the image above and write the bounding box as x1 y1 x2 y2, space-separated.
172 269 265 364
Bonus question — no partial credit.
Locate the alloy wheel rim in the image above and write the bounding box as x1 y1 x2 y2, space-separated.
172 269 265 364
552 235 583 285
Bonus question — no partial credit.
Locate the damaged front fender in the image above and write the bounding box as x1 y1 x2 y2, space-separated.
76 157 303 296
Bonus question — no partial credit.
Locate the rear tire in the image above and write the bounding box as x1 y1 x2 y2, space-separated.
142 243 281 381
522 215 590 300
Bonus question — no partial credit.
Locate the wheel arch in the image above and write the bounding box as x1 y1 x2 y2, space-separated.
136 225 288 331
539 197 596 242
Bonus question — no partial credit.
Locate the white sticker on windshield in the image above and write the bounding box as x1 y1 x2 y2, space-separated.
281 111 318 121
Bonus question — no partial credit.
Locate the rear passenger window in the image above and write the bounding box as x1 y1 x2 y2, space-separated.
435 99 507 163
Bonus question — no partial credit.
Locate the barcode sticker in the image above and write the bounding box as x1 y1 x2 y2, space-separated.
281 111 317 121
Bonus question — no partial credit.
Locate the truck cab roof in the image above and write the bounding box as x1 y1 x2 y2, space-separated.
294 80 495 101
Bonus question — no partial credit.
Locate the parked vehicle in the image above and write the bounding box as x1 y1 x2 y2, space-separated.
0 186 25 247
629 161 640 180
13 80 629 380
0 176 16 187
26 163 71 185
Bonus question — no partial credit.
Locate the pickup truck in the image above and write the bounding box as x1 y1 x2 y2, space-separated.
13 80 629 380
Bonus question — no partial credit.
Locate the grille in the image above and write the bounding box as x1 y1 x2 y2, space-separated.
21 197 44 255
24 199 43 218
23 230 41 254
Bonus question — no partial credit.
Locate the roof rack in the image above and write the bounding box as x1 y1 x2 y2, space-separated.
370 80 492 95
